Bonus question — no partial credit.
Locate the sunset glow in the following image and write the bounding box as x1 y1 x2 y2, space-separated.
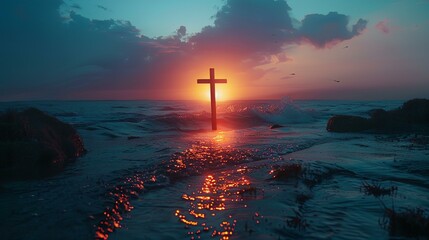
2 1 428 100
3 1 429 240
199 85 230 102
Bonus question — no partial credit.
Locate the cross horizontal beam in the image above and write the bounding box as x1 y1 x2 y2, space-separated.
197 79 227 84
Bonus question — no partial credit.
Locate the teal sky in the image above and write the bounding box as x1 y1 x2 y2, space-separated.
63 0 427 37
61 0 225 37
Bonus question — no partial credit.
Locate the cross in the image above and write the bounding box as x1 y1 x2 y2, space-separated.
197 68 227 130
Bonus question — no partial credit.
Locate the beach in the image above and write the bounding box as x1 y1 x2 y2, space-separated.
0 99 428 239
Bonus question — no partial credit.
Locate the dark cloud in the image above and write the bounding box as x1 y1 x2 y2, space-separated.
0 0 368 100
0 0 154 98
190 0 295 58
298 12 367 48
177 26 187 37
190 1 367 64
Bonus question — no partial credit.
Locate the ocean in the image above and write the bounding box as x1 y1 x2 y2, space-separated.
0 98 428 239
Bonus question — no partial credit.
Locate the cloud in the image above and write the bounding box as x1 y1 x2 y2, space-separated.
375 20 390 34
0 0 368 100
177 26 187 37
298 12 367 48
0 0 153 98
190 0 295 58
190 1 367 63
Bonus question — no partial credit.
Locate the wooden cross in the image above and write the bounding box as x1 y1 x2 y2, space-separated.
197 68 227 130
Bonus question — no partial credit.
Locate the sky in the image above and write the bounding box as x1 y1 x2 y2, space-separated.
1 0 428 101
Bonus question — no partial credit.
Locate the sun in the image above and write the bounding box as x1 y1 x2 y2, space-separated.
205 90 223 102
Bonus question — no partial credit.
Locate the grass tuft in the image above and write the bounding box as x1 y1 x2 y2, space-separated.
380 207 429 238
269 163 303 180
361 181 397 197
286 209 308 230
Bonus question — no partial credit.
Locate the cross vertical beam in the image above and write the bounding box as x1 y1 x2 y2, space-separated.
209 68 217 130
197 68 227 130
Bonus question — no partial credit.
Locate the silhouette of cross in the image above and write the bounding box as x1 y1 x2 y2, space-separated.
197 68 227 130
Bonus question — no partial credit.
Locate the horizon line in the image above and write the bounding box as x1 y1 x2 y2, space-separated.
0 98 412 103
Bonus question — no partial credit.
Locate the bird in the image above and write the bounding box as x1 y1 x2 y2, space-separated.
290 73 296 76
333 79 340 83
344 45 349 49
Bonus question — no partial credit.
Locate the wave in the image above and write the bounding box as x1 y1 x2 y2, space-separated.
139 98 318 132
1 99 319 135
68 98 320 139
219 97 317 125
157 106 189 111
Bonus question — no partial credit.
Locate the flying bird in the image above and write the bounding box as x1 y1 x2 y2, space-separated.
98 5 108 11
333 79 341 83
290 73 296 75
71 4 82 10
344 45 349 49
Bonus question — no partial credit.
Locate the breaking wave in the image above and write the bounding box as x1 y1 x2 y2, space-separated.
139 98 318 131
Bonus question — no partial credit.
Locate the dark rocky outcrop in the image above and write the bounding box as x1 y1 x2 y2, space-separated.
270 124 284 129
0 108 86 180
327 99 429 133
326 115 372 132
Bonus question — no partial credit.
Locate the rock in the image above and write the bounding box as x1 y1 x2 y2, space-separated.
327 99 429 133
127 136 140 140
270 124 284 129
0 108 86 180
400 98 429 124
326 115 372 132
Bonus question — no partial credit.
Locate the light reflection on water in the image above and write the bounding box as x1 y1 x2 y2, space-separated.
94 131 256 239
170 133 264 239
95 175 145 239
174 170 263 239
